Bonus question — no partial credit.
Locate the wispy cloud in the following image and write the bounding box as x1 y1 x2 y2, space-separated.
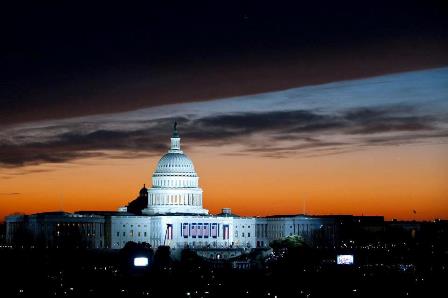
0 68 447 168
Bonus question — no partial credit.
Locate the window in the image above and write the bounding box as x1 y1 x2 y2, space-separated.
130 230 134 237
197 223 203 238
211 223 218 238
203 223 209 238
248 233 250 237
167 224 173 240
223 225 229 240
123 232 125 236
117 232 119 237
242 232 245 237
138 232 141 237
144 232 147 237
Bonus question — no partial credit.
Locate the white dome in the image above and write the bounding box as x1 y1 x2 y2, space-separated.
154 152 197 175
142 122 208 216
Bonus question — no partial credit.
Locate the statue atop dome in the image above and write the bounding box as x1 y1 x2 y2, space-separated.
172 121 179 138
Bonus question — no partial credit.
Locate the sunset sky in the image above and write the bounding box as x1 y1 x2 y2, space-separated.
1 1 447 221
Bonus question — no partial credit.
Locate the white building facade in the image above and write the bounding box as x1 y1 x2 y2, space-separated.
6 212 105 249
5 124 333 257
256 216 336 248
108 213 256 251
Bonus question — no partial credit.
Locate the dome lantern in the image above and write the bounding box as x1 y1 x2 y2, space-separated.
169 121 181 152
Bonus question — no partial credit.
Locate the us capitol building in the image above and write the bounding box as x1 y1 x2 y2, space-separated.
6 123 338 259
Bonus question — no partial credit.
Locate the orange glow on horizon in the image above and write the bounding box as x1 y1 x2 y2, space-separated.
1 143 447 222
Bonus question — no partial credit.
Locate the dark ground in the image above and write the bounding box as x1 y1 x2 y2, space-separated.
0 239 446 298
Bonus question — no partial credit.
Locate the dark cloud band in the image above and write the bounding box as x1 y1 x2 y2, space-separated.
0 103 444 168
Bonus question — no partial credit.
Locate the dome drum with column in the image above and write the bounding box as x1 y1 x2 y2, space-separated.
142 123 208 215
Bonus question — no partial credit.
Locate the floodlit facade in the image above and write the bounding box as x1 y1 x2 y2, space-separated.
5 123 334 257
107 214 255 250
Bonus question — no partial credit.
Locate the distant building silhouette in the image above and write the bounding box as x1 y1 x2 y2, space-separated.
126 185 148 215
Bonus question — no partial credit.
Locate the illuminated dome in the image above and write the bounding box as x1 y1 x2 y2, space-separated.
142 122 208 215
155 153 196 175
